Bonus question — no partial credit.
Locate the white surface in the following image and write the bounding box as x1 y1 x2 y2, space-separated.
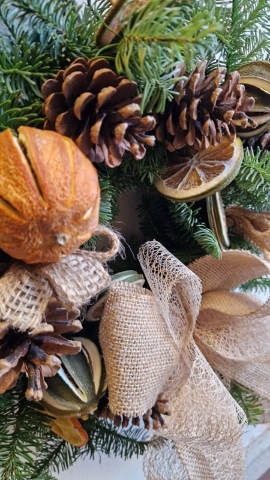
56 453 145 480
55 424 270 480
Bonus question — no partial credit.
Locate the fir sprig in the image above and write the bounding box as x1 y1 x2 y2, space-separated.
223 148 270 211
106 0 220 113
217 0 270 72
138 191 221 262
0 0 103 62
238 276 270 294
0 89 42 132
230 382 264 425
0 379 149 479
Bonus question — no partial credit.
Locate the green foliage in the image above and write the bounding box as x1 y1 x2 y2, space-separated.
238 276 270 294
0 379 148 479
230 382 264 425
216 0 270 72
105 0 220 113
0 89 43 132
0 0 108 130
137 191 221 263
223 148 270 211
0 0 103 63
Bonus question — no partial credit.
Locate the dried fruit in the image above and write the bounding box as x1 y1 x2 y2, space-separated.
233 61 270 141
42 337 107 417
155 137 243 202
0 127 100 263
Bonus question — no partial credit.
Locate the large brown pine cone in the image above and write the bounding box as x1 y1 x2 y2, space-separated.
42 58 156 168
0 299 82 402
156 62 256 151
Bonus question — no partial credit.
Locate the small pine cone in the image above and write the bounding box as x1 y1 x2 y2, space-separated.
42 58 156 168
156 62 256 151
0 299 82 402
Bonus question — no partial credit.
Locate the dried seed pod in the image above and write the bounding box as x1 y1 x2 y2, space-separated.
42 338 107 417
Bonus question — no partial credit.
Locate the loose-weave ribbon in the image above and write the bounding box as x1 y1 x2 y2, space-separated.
0 225 119 332
100 240 270 480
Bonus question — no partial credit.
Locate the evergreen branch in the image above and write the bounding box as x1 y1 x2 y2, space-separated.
223 148 270 211
83 418 149 460
0 380 148 479
0 0 101 61
230 382 264 425
0 89 43 132
238 276 270 294
218 0 270 71
138 191 220 262
193 226 222 259
104 0 220 113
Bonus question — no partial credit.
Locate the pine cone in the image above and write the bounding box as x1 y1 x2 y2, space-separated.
0 299 82 402
156 62 256 151
94 392 170 430
42 58 156 167
246 128 270 150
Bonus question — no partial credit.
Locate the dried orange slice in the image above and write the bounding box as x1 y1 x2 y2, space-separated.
155 137 243 202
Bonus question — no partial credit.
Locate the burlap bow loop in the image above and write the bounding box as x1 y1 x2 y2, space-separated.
0 225 119 332
189 250 270 398
100 240 248 480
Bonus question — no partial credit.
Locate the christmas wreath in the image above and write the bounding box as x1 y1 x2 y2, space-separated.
1 0 270 479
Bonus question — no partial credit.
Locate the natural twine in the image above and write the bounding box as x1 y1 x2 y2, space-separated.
0 225 119 332
100 241 270 480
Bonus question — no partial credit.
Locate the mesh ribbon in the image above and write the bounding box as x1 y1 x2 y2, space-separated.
0 226 119 332
100 241 270 480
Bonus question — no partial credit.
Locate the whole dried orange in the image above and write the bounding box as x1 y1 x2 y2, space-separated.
0 127 100 263
155 137 243 202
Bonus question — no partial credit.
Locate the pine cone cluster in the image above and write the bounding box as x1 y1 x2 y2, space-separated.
94 392 170 430
42 58 156 167
0 299 82 402
156 62 256 151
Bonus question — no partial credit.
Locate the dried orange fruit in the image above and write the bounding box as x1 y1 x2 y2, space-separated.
0 127 100 263
155 137 243 202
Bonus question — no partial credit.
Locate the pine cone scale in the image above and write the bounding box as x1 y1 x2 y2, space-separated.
62 72 86 105
36 335 81 355
0 362 23 394
44 93 67 122
97 86 117 110
89 68 118 93
41 79 63 99
74 92 95 120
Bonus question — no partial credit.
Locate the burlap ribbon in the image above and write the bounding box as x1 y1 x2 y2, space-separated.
0 225 119 332
100 240 270 480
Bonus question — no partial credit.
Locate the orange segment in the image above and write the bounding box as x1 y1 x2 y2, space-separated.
155 137 243 202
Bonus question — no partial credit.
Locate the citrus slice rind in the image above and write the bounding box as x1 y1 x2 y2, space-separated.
155 137 243 202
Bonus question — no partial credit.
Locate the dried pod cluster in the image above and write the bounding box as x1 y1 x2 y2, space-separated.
42 58 156 167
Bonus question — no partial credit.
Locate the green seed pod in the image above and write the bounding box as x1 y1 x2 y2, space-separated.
42 337 106 417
